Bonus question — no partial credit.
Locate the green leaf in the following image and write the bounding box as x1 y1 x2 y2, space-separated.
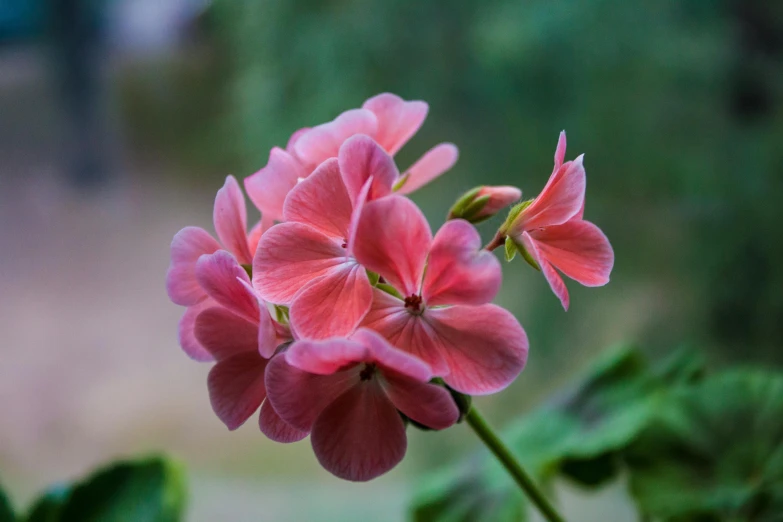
504 236 517 262
25 486 69 522
0 481 14 522
57 456 186 522
626 370 783 521
411 346 707 521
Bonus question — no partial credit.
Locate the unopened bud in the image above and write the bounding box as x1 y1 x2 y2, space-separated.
449 186 522 224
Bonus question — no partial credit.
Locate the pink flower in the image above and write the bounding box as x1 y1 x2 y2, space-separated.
505 132 614 310
243 126 323 223
191 250 306 442
353 195 529 395
265 328 459 481
297 94 459 195
243 93 459 222
166 175 271 360
251 134 410 340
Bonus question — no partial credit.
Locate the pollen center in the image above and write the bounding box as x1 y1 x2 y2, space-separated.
404 294 423 313
359 363 376 381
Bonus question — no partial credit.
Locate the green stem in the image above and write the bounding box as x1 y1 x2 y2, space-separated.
464 406 566 522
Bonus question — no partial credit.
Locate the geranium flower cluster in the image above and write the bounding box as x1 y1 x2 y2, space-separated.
166 93 614 481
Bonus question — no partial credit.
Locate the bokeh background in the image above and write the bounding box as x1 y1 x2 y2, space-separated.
1 0 781 520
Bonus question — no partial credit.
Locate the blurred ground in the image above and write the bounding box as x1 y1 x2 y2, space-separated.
0 44 647 520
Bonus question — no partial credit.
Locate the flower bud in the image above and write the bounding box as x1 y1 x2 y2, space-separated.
448 186 522 224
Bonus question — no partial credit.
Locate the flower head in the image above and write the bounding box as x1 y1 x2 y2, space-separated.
266 328 459 481
165 95 615 485
503 132 614 310
353 196 529 395
252 152 374 340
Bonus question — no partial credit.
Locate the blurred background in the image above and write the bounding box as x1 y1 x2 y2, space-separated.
1 0 781 520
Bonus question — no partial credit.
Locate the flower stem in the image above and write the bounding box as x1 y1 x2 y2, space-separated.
483 231 505 251
464 406 566 522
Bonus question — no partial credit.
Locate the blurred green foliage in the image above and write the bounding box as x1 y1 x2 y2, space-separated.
0 482 13 522
412 346 783 521
1 456 186 522
626 370 783 521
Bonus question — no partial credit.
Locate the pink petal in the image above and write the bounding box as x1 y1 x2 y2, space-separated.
286 127 310 153
237 279 282 359
265 354 358 431
362 93 428 155
426 304 529 395
253 222 346 304
273 321 293 343
397 143 458 195
338 135 398 205
575 200 585 220
170 226 222 264
351 328 432 382
289 263 373 339
166 265 207 308
522 232 571 310
285 338 367 375
311 383 406 481
283 158 352 241
245 147 304 222
361 288 449 376
213 175 253 264
208 352 268 430
259 400 309 443
382 371 459 430
422 219 501 306
516 156 585 231
294 108 379 168
528 219 614 287
166 227 221 306
195 251 259 323
554 130 567 171
194 306 258 360
353 196 432 297
177 299 216 362
346 176 373 255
